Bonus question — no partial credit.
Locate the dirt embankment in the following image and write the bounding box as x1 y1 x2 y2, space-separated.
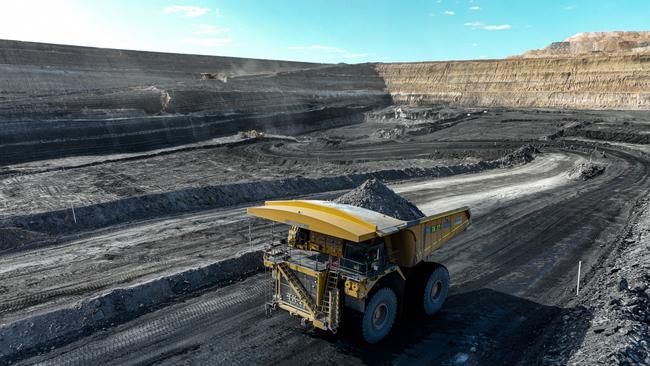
0 251 263 365
0 144 540 250
376 55 650 110
530 196 650 365
569 197 650 365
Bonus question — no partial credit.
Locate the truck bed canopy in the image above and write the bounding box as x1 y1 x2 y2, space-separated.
248 200 470 242
247 200 406 242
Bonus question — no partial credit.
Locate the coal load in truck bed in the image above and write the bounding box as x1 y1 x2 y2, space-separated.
334 178 425 221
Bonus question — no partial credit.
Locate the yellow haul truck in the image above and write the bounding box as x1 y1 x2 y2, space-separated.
247 200 470 343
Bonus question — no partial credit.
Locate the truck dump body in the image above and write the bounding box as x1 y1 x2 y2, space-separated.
247 199 471 342
249 200 470 266
247 200 406 242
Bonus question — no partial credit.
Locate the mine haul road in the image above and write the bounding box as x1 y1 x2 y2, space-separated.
18 143 650 366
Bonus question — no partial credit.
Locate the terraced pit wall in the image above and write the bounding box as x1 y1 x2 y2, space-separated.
376 55 650 110
3 39 650 165
0 40 391 164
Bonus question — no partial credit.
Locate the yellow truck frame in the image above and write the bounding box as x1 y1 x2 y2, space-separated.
248 200 470 343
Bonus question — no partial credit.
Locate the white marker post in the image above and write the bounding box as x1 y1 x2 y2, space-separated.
248 220 252 251
576 260 582 295
71 203 77 224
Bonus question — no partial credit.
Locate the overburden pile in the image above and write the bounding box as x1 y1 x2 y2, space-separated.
568 161 606 180
497 144 540 166
334 178 425 221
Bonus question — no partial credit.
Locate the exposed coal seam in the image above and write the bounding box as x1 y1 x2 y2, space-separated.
0 137 263 178
549 121 650 145
0 104 384 166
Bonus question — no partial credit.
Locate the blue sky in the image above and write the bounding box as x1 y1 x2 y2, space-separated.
0 0 648 63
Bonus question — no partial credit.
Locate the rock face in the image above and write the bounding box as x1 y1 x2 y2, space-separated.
334 179 425 221
519 31 650 58
375 54 650 110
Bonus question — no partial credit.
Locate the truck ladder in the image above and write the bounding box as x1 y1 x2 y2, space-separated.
320 261 341 332
277 262 317 315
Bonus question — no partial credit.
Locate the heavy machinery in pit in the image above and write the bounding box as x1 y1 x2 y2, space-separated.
247 200 470 343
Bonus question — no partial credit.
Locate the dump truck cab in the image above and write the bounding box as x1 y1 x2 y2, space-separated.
248 200 470 343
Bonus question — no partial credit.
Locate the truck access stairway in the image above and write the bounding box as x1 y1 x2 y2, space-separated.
321 260 341 332
277 262 317 315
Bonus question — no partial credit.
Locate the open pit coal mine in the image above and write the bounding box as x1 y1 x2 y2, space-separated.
1 39 650 365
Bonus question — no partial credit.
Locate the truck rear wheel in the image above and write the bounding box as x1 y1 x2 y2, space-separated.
423 265 449 316
361 287 398 344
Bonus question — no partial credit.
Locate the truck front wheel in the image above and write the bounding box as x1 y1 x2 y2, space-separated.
423 265 449 316
361 287 398 344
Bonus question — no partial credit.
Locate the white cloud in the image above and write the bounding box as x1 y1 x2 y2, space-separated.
192 24 231 35
0 1 230 54
164 5 211 17
464 21 512 30
564 5 577 10
288 45 346 53
0 1 141 50
183 37 232 47
469 6 482 11
483 24 511 30
288 45 367 60
444 10 455 15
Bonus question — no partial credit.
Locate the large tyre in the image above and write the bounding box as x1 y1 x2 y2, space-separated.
423 265 449 316
361 287 398 344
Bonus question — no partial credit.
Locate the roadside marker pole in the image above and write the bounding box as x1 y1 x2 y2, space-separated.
248 220 252 251
576 260 582 295
71 203 77 224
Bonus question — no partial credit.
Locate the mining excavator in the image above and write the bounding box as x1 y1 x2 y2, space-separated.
247 200 471 343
